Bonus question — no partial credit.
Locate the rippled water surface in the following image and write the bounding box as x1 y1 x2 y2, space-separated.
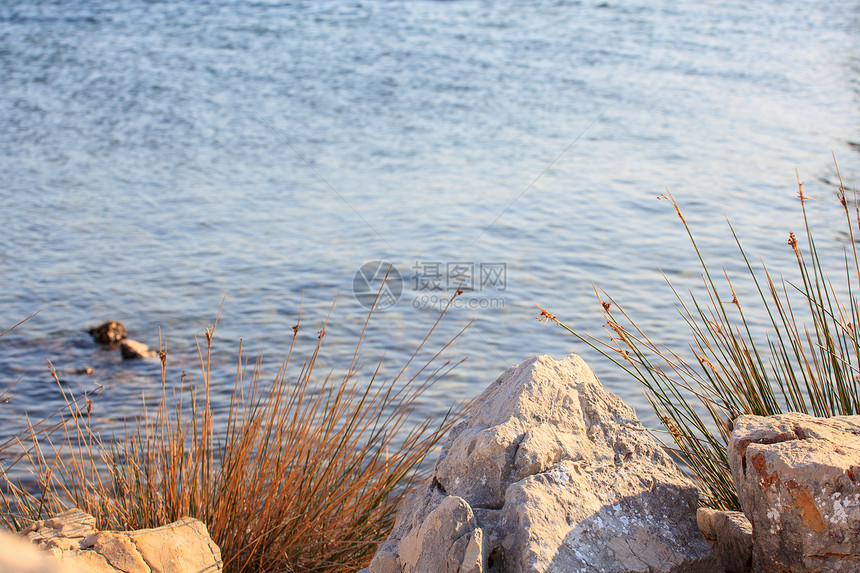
1 0 859 451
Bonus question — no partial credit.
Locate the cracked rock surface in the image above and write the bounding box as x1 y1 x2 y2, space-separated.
697 508 752 573
22 508 222 573
728 412 860 572
366 355 719 573
1 527 87 573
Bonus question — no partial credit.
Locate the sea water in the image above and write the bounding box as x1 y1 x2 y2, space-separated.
1 0 858 452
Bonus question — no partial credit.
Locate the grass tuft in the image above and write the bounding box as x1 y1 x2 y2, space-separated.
542 162 860 510
2 287 467 572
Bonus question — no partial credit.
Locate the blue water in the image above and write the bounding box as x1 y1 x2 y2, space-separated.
1 0 859 454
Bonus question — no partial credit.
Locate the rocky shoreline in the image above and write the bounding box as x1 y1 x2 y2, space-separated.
361 355 860 573
2 509 221 573
4 354 859 572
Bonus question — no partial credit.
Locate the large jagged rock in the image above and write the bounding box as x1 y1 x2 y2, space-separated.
367 355 720 573
728 412 860 572
22 508 222 573
697 508 753 573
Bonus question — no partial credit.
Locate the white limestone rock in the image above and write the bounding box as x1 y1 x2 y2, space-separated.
370 355 720 573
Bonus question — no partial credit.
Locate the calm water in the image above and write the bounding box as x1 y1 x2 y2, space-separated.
1 0 859 453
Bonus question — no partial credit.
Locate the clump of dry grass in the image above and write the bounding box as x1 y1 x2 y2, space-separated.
2 289 467 572
541 163 860 510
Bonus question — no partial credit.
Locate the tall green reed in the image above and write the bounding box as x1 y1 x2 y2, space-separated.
540 164 860 510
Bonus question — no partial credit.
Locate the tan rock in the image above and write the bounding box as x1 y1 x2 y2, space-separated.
697 507 752 573
398 495 483 573
371 355 720 573
368 551 399 573
728 412 860 572
61 551 123 573
24 508 97 543
84 531 150 572
128 517 222 573
454 528 483 573
0 528 86 573
24 509 222 573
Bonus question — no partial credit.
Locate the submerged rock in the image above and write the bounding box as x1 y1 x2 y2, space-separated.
367 354 719 573
120 339 156 360
728 412 860 572
88 321 127 345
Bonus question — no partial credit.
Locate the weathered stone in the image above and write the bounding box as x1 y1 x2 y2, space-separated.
728 412 860 572
367 551 399 573
397 495 483 573
84 531 150 572
120 339 156 360
88 321 127 345
0 527 86 573
23 509 222 573
23 508 97 542
370 355 720 573
127 517 222 572
697 507 752 573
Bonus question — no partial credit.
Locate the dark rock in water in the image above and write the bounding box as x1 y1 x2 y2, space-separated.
58 367 94 376
88 321 127 345
120 339 156 360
